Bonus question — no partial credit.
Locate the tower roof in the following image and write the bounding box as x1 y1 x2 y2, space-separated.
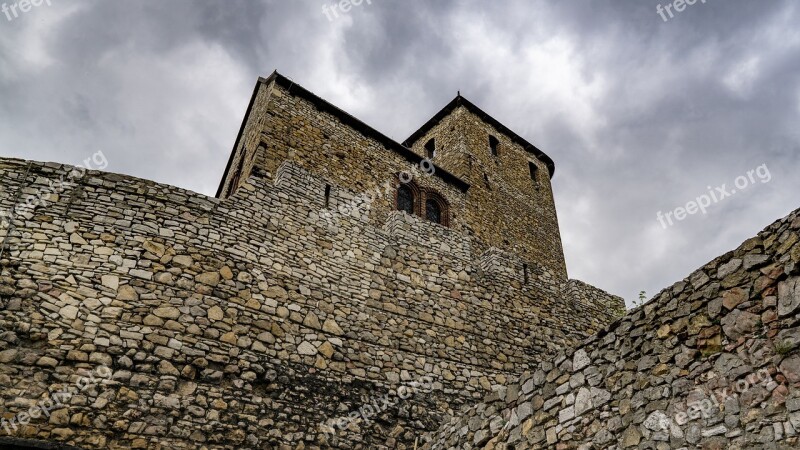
403 95 556 178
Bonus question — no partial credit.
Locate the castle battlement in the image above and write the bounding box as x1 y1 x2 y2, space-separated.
0 72 627 449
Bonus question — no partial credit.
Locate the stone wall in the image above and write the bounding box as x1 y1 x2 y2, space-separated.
424 208 800 449
218 73 567 280
565 279 627 329
0 157 622 449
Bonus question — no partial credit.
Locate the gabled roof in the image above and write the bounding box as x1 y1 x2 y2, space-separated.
402 95 556 178
216 71 470 198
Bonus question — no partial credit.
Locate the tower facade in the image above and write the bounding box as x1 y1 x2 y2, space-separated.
404 96 566 279
218 72 567 279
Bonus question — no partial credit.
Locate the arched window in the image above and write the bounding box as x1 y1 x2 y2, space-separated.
423 191 449 227
397 184 415 214
426 199 442 224
396 182 449 227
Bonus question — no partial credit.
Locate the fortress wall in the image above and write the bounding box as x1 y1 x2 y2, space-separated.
424 208 800 449
0 158 622 449
565 279 627 328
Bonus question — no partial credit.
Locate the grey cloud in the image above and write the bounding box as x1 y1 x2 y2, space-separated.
1 0 798 306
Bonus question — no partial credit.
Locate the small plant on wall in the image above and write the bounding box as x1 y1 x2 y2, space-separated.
630 290 648 309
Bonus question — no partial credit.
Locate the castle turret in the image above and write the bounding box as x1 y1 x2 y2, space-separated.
403 95 566 279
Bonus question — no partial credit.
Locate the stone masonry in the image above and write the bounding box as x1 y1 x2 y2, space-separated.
0 72 624 449
424 208 800 449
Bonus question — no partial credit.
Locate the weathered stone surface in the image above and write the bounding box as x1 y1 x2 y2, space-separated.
322 318 344 336
101 274 119 291
207 306 224 321
780 355 800 383
572 349 590 372
4 72 792 450
297 341 317 356
778 278 800 317
723 287 749 310
0 349 17 363
153 306 181 320
574 387 592 416
721 310 759 340
59 305 79 320
718 259 742 278
173 255 193 267
424 207 800 450
196 272 221 286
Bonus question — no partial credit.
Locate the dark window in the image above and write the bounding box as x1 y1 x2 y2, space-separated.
426 199 442 224
529 161 538 181
489 135 499 156
228 154 246 195
523 263 529 284
425 138 436 159
397 185 415 214
324 184 331 208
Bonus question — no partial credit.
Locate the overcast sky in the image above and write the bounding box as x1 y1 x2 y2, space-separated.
1 0 798 306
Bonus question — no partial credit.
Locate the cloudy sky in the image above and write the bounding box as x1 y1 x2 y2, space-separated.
1 0 798 306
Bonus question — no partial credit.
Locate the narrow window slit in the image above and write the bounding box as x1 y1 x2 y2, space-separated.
489 135 499 156
425 138 436 159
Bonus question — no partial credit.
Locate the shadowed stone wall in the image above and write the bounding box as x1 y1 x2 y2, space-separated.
0 156 622 449
424 208 800 449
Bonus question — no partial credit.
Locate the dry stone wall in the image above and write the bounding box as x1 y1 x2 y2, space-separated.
565 280 628 328
0 157 622 449
424 208 800 449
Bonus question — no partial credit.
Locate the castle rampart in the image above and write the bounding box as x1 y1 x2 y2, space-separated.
425 208 800 449
0 154 622 449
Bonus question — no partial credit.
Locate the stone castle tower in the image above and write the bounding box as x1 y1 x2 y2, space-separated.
217 72 567 279
0 72 626 449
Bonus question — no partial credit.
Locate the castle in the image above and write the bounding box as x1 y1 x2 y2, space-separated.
0 72 797 450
